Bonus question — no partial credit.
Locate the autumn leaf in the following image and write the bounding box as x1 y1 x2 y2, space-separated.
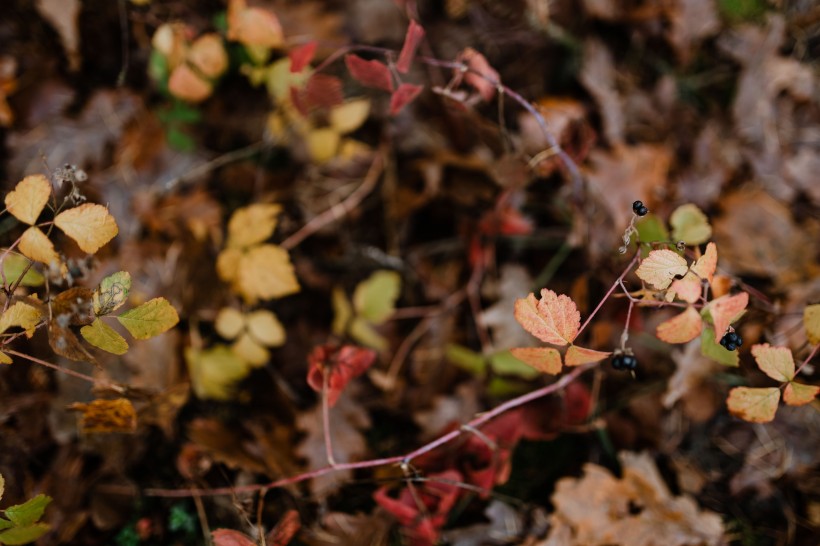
289 41 317 73
245 310 285 346
18 226 60 265
514 289 579 346
188 33 228 79
231 332 269 366
49 319 97 364
670 204 712 245
509 347 562 374
5 174 51 225
116 297 179 339
805 303 820 345
0 524 52 545
396 20 425 74
353 270 401 325
215 307 245 339
726 387 780 423
656 307 703 344
708 292 748 343
93 271 131 315
306 345 377 406
329 99 371 135
212 529 256 546
690 242 717 285
266 509 301 546
667 274 702 304
216 246 242 284
227 0 283 48
305 128 340 163
635 249 689 290
0 351 11 364
565 345 611 366
235 244 300 303
345 54 394 92
169 64 212 103
783 382 819 406
80 318 129 355
226 203 282 249
700 326 738 367
54 203 119 254
0 301 41 336
750 343 794 382
458 47 500 102
390 83 423 115
68 398 137 433
186 345 250 400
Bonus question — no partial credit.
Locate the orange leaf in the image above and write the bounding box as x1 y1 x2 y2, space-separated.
5 174 51 225
168 64 213 103
212 529 256 546
783 382 819 406
667 273 701 304
509 347 562 374
690 242 717 285
709 292 748 343
68 398 137 434
227 0 283 48
514 289 579 346
750 343 794 382
565 345 611 366
656 307 703 344
726 387 779 423
19 226 60 265
635 249 688 290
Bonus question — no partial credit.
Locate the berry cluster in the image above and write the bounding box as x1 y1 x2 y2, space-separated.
632 200 649 216
611 353 638 371
719 330 743 351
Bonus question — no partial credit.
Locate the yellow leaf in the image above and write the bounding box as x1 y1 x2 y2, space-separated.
188 33 228 79
227 203 282 248
331 286 352 336
216 247 243 283
68 398 137 434
306 128 340 163
0 351 11 364
185 345 251 400
215 307 245 339
329 99 371 134
565 345 611 366
690 242 717 285
80 318 129 355
5 174 51 225
805 304 820 345
656 307 703 344
670 204 712 245
708 292 748 343
726 387 780 423
635 249 688 290
18 226 60 265
750 343 794 382
353 270 401 325
514 289 580 346
116 297 179 339
232 332 269 366
783 382 819 406
509 347 562 374
0 301 42 336
236 244 300 303
93 271 131 315
349 316 388 351
246 310 285 346
54 203 118 254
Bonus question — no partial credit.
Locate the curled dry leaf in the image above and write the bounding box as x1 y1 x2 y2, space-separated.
726 387 780 423
514 289 579 346
565 345 611 366
5 174 51 225
635 249 689 290
656 306 703 344
54 203 119 254
708 292 748 343
509 347 562 374
68 398 137 434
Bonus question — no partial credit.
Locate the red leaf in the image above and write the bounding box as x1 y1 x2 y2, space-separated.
563 381 592 425
304 74 344 110
457 47 500 102
306 344 377 406
396 20 425 74
289 41 317 73
289 86 309 117
266 509 301 546
212 529 256 546
390 83 423 115
345 54 394 92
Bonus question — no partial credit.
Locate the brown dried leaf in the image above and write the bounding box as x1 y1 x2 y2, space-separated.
68 398 137 434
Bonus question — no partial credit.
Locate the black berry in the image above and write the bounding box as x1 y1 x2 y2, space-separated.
632 200 643 212
635 205 649 216
611 353 637 371
719 331 742 351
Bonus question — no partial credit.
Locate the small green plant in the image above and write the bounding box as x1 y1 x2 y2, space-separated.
0 473 52 545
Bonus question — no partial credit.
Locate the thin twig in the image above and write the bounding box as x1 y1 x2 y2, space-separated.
795 343 819 377
322 370 336 466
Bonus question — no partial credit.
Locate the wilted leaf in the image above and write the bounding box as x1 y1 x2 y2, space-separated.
18 226 60 266
670 204 712 245
80 318 129 355
396 20 424 74
805 304 820 345
565 345 611 366
726 387 780 423
116 297 179 339
306 345 377 406
231 332 269 366
635 249 689 290
0 302 42 336
750 344 794 382
389 83 423 116
305 128 340 163
212 529 256 546
700 326 738 367
329 99 370 135
68 398 137 433
344 54 394 92
54 203 119 254
48 318 97 363
215 307 245 340
690 242 717 285
93 271 131 315
5 174 51 225
226 203 282 249
2 254 44 287
509 347 562 374
245 310 285 346
656 307 703 344
4 494 51 526
235 244 300 303
514 289 580 346
186 345 250 400
0 523 51 545
783 382 819 406
353 270 401 325
708 292 748 343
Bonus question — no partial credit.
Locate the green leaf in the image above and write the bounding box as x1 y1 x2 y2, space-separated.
185 345 250 401
635 214 669 246
700 326 738 367
445 344 487 378
2 255 43 287
487 377 529 398
166 127 195 152
331 287 352 336
670 204 712 245
80 319 129 355
353 270 401 325
0 518 12 532
0 523 51 545
489 350 541 379
4 494 51 526
93 271 131 315
116 298 179 340
348 317 388 352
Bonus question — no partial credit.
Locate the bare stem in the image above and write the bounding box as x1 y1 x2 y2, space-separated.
795 343 819 377
322 370 337 466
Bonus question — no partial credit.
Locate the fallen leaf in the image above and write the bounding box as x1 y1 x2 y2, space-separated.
783 382 819 406
636 249 689 290
68 398 137 434
54 203 119 254
5 174 51 225
80 318 129 355
656 307 703 344
564 345 611 366
726 387 780 423
670 204 712 245
750 344 793 382
509 347 562 374
514 289 580 346
707 292 748 343
116 297 179 340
